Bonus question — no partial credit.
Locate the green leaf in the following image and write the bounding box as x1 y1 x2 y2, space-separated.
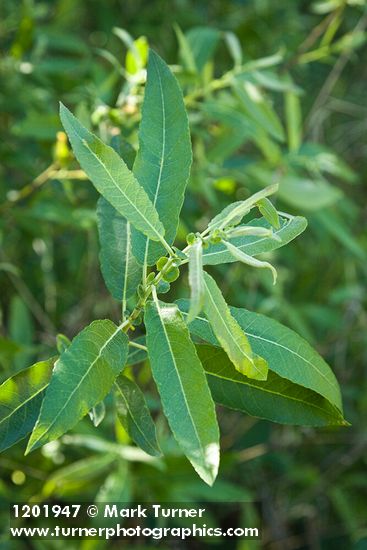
296 143 357 184
203 215 307 266
43 454 117 497
26 320 128 453
202 272 268 381
285 88 302 152
174 24 197 73
208 184 278 231
257 197 280 229
97 197 142 302
144 298 219 485
185 27 221 72
110 135 136 170
125 36 148 75
278 174 342 210
224 31 242 68
62 434 161 465
197 345 347 427
131 50 192 265
59 103 166 243
115 375 161 457
250 70 302 93
223 240 277 284
178 302 343 413
0 359 55 452
187 240 205 323
234 80 285 142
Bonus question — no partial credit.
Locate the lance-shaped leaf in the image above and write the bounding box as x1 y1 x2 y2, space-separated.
115 375 161 457
203 272 268 381
223 240 277 284
226 225 276 239
97 197 142 302
187 240 205 323
185 27 221 72
208 184 278 232
0 358 55 452
257 197 280 229
132 50 192 265
145 298 219 485
177 301 343 413
26 320 128 453
234 80 285 142
197 345 347 427
203 216 307 266
43 454 117 497
60 103 166 244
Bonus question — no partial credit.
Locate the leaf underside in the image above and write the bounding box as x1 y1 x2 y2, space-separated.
177 299 343 414
198 344 345 426
145 300 219 485
115 374 161 457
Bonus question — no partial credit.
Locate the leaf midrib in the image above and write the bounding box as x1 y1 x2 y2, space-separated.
183 311 339 396
203 279 263 377
122 222 131 310
153 302 207 466
142 54 166 266
83 140 163 243
29 324 123 448
206 368 340 420
192 242 203 296
204 218 291 261
0 383 48 427
188 242 203 319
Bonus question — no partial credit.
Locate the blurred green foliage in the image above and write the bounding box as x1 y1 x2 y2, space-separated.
1 0 366 548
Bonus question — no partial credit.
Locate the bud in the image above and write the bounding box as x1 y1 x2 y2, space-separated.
186 232 196 245
209 229 222 244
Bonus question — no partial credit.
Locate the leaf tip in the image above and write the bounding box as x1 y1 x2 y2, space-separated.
59 101 68 118
24 440 36 456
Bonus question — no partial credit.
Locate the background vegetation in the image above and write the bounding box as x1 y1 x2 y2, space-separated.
1 0 366 548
